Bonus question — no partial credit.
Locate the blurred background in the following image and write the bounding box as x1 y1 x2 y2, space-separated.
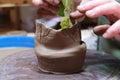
0 0 98 54
0 0 97 33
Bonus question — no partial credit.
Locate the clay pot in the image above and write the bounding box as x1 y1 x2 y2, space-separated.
35 20 86 74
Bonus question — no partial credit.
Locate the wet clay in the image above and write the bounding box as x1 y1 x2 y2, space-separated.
35 20 86 74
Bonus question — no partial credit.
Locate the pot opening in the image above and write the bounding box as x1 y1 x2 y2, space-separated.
52 22 61 30
52 18 76 30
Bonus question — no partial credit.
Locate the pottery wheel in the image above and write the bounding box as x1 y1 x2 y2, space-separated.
0 49 120 80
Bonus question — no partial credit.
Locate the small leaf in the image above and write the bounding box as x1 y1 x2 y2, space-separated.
62 0 67 6
60 17 70 29
58 3 65 16
59 0 76 30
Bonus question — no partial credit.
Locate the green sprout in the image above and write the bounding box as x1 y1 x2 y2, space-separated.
58 0 75 30
60 17 70 29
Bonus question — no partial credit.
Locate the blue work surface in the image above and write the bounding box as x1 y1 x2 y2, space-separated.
0 36 34 48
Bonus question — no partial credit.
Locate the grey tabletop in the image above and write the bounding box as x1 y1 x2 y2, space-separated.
0 49 120 80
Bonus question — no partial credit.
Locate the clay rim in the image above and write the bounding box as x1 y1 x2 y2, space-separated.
36 20 80 32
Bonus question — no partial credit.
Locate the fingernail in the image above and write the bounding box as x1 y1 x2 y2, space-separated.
33 0 43 5
103 32 111 38
103 33 108 38
70 11 84 18
77 5 85 10
86 10 94 16
54 0 60 4
70 12 78 18
70 12 77 16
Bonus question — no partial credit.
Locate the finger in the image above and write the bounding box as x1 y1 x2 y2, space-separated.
33 0 49 8
114 33 120 41
86 1 120 18
70 10 84 19
106 15 119 24
93 24 110 36
44 0 60 6
80 0 92 5
103 20 120 39
41 5 58 14
77 0 114 12
32 0 44 6
43 6 58 14
32 0 58 14
74 0 85 6
74 0 81 3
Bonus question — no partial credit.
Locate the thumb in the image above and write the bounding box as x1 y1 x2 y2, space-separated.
80 0 92 5
44 0 61 5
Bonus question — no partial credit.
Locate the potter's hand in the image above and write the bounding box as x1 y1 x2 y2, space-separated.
32 0 61 14
32 0 82 14
71 0 120 41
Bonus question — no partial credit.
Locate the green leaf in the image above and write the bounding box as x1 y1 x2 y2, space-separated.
64 0 75 17
60 17 70 29
58 0 76 30
58 3 65 16
62 0 67 6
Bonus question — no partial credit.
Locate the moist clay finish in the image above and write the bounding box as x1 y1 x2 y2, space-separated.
35 21 86 74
